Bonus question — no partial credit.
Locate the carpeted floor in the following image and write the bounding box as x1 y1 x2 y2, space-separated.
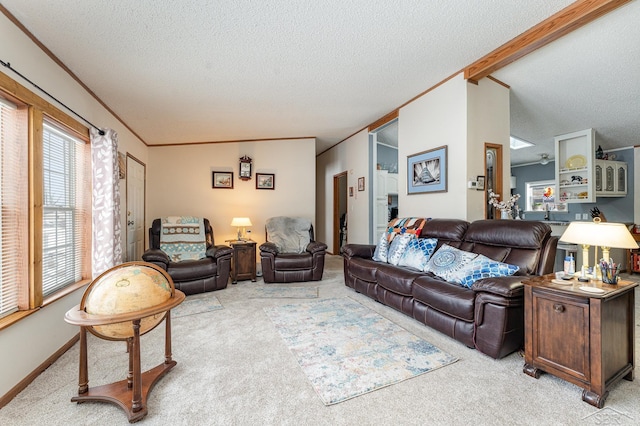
1 254 639 425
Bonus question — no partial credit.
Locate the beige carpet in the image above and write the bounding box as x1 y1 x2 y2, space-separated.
1 255 639 425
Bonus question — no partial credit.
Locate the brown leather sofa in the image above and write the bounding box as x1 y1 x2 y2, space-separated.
259 217 327 283
142 218 232 295
342 219 558 359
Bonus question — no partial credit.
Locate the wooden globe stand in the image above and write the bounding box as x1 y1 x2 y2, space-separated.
64 262 185 423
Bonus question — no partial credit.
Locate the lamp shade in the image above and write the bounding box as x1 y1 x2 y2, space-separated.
560 220 637 249
230 217 252 227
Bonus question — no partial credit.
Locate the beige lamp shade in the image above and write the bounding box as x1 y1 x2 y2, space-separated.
231 217 252 239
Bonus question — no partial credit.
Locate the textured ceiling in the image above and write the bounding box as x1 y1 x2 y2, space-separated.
3 0 627 162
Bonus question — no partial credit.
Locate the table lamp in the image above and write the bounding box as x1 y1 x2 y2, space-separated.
231 217 252 240
560 218 637 278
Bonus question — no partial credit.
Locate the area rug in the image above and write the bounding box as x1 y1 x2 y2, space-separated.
172 292 224 318
264 297 458 405
250 286 318 299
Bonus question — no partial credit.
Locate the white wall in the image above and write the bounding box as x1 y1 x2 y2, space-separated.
316 129 370 247
466 77 511 221
148 139 316 249
635 146 640 224
398 74 469 218
0 13 148 398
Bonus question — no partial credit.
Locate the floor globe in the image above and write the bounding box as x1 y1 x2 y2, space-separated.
81 262 175 340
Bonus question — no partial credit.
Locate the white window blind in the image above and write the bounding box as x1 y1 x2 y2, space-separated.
42 121 90 296
0 96 28 318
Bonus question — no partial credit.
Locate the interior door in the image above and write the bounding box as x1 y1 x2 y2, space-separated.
126 154 145 261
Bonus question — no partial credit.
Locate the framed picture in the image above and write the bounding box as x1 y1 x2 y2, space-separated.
349 187 354 197
476 175 485 191
407 145 447 194
357 176 365 191
256 173 275 190
212 171 234 189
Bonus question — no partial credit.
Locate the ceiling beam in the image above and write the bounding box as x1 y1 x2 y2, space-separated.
464 0 631 83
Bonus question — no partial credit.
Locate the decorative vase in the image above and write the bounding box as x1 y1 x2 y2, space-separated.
500 209 511 220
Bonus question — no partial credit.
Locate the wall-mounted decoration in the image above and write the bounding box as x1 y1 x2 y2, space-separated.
212 171 234 188
476 175 485 191
239 155 252 180
349 187 354 197
407 145 447 194
118 151 126 179
256 173 275 190
357 177 365 191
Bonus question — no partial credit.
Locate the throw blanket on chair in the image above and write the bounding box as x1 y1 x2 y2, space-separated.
266 216 311 254
385 217 429 242
160 216 207 261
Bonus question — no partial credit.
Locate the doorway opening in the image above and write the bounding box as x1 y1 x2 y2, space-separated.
370 119 399 243
126 154 146 261
484 143 503 219
333 171 348 254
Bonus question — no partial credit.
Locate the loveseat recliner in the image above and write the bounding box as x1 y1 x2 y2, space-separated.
342 218 558 359
142 217 232 295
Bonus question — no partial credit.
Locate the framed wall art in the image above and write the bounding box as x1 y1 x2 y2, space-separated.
212 171 234 189
407 145 447 194
256 173 275 190
358 177 365 191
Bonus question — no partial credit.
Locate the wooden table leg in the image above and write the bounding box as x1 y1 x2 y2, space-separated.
78 327 88 394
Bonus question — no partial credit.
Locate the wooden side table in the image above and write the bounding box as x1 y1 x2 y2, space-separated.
522 275 637 408
625 233 640 274
229 240 257 284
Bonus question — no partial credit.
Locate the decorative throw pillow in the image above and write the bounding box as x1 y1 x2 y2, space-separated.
425 244 478 282
453 254 520 288
387 233 416 265
398 238 438 271
372 232 390 262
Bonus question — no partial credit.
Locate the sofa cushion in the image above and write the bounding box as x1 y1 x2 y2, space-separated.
398 238 438 271
372 232 390 262
273 253 314 270
387 233 415 265
425 244 478 282
412 276 476 321
376 263 424 296
454 254 519 288
347 257 378 283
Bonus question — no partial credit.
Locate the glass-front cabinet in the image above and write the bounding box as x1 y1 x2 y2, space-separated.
595 159 627 197
554 129 595 203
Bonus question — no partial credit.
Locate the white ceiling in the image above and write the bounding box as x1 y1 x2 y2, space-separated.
2 1 635 163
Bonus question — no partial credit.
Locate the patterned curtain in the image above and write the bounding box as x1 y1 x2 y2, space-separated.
90 128 122 278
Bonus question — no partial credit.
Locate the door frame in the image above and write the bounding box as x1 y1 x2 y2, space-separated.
126 153 146 261
332 171 348 254
484 142 503 219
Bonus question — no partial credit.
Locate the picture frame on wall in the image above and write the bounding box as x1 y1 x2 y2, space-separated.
357 177 365 191
212 171 234 189
476 175 485 191
256 173 275 190
407 145 447 194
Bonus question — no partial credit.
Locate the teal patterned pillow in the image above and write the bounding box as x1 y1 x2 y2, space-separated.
425 244 478 282
398 238 438 271
387 233 415 265
453 254 520 288
372 232 390 262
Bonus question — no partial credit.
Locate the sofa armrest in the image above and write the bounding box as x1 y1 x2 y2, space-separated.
142 248 170 266
206 245 232 260
259 242 279 255
341 243 375 259
306 241 327 254
471 276 525 298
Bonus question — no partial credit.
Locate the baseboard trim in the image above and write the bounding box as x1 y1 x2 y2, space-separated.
0 333 79 409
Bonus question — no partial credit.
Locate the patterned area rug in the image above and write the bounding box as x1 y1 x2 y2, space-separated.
172 292 224 318
264 297 458 405
250 286 319 299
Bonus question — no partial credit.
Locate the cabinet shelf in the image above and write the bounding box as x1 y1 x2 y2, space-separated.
554 129 595 204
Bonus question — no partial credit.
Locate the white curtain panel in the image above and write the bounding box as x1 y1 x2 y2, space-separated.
90 128 122 278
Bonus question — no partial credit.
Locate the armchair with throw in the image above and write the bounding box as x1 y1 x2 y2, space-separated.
259 216 327 283
142 217 232 295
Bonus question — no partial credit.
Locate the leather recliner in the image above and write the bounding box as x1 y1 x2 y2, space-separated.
142 218 232 295
259 217 327 283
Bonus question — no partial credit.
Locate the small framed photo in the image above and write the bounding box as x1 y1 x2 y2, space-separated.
407 145 447 194
357 177 365 191
349 187 354 197
256 173 275 190
476 175 485 191
212 171 234 189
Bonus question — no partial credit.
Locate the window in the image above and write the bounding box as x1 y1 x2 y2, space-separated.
0 73 91 324
0 96 28 317
41 122 90 296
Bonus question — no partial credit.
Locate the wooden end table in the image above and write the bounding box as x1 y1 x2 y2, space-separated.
229 239 257 284
522 274 637 408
